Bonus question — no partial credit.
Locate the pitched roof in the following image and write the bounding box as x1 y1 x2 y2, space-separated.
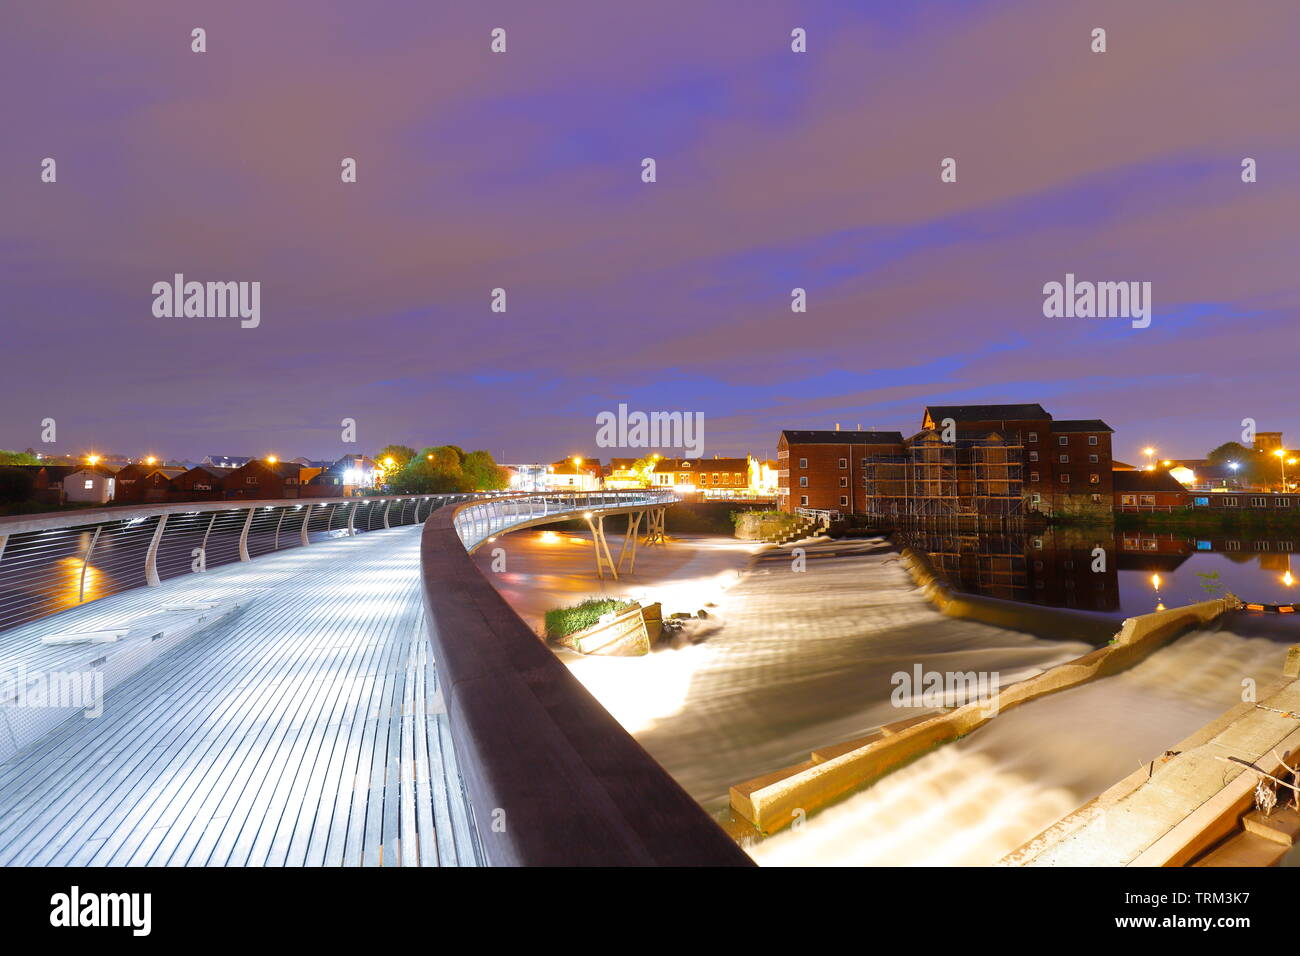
653 457 749 472
924 404 1049 423
1053 419 1114 433
179 464 233 480
1112 469 1188 493
780 430 904 445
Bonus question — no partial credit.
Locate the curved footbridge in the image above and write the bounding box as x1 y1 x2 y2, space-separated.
0 491 749 867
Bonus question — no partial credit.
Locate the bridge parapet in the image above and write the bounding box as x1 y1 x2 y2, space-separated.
420 490 754 866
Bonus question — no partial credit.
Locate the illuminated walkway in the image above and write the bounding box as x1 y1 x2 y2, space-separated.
0 525 479 866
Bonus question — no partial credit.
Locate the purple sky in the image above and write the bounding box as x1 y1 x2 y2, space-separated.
3 1 1299 465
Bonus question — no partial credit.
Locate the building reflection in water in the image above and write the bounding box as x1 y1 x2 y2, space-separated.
896 527 1121 612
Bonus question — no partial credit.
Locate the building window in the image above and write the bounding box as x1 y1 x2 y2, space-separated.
839 476 848 487
1278 498 1292 507
1059 474 1070 483
1122 494 1136 505
246 477 258 484
1059 454 1069 463
83 479 94 489
839 496 849 507
1029 451 1038 462
1088 435 1099 445
860 458 869 468
1224 497 1239 507
1089 473 1099 484
838 458 847 469
800 495 809 506
1092 494 1101 503
799 477 808 487
1144 539 1158 551
1030 471 1040 482
1058 436 1068 446
1252 497 1268 507
1028 432 1038 443
1089 454 1098 463
1031 493 1041 505
798 458 807 469
1140 495 1155 505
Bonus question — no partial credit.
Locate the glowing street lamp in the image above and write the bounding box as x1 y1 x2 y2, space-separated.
267 455 278 464
86 454 101 466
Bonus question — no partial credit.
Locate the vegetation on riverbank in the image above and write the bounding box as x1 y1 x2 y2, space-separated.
544 598 636 641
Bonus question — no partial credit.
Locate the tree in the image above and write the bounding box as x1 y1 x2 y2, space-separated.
375 444 416 470
462 450 509 491
0 449 41 466
1206 442 1268 486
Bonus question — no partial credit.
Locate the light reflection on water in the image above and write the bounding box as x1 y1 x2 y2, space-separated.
900 526 1300 621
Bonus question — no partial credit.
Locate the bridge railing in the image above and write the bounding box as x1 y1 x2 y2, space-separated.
451 489 676 551
420 490 754 866
0 493 472 634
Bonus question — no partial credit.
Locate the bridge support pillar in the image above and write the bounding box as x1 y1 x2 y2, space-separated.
616 511 643 576
584 512 619 580
643 507 667 547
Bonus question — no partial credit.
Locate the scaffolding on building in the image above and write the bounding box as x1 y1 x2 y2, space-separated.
861 430 1025 522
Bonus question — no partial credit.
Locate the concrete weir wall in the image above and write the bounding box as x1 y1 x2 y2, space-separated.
729 547 1238 834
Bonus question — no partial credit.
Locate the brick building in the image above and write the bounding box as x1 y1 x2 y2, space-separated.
1113 469 1190 512
652 456 751 493
778 404 1113 518
776 429 905 512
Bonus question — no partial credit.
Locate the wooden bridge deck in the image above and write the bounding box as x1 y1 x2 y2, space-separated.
0 525 479 866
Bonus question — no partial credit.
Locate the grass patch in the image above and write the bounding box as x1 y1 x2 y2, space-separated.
545 597 637 641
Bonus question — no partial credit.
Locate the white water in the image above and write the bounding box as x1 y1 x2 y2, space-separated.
749 627 1289 866
479 532 1292 866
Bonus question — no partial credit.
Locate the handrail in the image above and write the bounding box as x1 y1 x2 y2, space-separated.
419 491 755 866
0 492 473 634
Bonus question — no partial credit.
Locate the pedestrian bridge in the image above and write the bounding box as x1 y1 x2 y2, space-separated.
0 491 750 866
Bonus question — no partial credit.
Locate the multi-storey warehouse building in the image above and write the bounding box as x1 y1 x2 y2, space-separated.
778 404 1113 520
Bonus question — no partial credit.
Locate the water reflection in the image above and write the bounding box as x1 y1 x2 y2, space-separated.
896 527 1120 614
899 526 1300 618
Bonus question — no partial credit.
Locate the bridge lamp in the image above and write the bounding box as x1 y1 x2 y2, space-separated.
583 511 593 519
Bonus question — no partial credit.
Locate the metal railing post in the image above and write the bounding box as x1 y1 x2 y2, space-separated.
145 513 168 587
239 507 255 561
383 499 392 529
347 500 357 535
79 525 102 604
300 504 313 546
